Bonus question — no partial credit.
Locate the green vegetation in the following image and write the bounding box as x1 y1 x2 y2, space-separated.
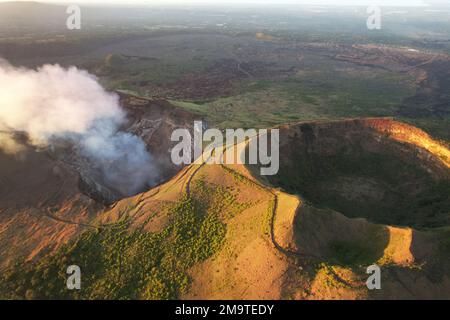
330 242 376 267
271 143 449 228
328 227 387 267
171 68 415 129
415 228 450 283
401 117 450 143
99 53 211 95
0 181 234 300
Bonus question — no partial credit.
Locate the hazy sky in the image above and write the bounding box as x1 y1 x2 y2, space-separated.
0 0 447 6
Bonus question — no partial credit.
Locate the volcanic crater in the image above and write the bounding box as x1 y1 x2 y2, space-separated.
265 118 450 229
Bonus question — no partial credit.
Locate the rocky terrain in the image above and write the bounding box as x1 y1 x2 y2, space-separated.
0 94 196 268
1 113 448 300
269 118 450 228
0 0 449 302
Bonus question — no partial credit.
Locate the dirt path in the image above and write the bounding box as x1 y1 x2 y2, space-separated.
184 133 319 261
185 161 208 197
210 135 366 290
41 211 96 229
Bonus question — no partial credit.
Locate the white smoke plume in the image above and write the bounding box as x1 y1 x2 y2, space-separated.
0 131 26 155
0 60 158 197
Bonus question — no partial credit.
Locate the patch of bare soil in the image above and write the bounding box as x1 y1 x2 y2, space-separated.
0 94 198 268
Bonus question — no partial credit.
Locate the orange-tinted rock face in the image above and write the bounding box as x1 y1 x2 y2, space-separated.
0 116 449 299
0 94 198 267
268 118 450 228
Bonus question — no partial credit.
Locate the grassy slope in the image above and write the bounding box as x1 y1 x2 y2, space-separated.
0 162 278 300
1 126 449 300
0 180 231 299
170 69 415 130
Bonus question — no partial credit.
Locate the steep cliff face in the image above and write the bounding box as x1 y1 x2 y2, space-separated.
270 118 450 228
0 95 198 268
121 94 198 191
363 118 449 169
56 94 198 204
0 117 448 300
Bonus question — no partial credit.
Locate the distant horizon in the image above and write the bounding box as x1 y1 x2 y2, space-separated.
1 0 450 8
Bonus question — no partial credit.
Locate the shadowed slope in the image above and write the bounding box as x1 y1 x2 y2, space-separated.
0 118 449 300
268 118 450 228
